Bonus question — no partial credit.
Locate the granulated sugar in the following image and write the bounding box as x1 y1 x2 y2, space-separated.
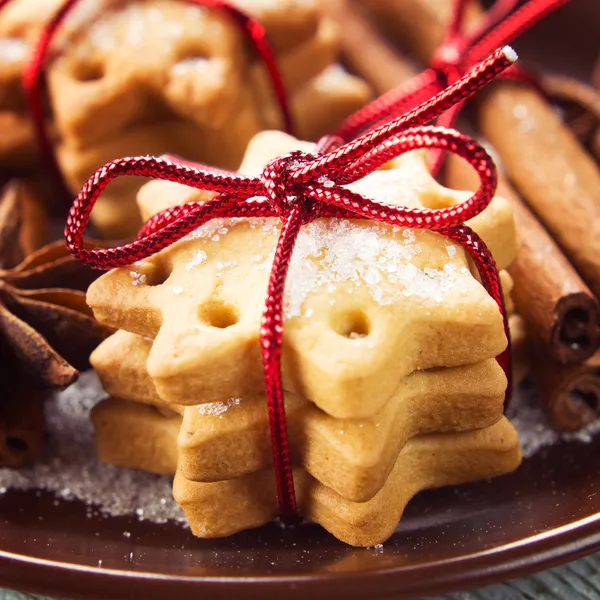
0 372 186 525
509 379 600 457
1 372 600 526
196 397 242 417
179 215 469 318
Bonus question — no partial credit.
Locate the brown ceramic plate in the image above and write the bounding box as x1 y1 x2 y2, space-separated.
2 3 600 599
1 432 600 600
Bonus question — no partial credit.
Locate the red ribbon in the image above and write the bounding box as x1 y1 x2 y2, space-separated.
66 47 514 523
0 0 292 197
333 0 570 172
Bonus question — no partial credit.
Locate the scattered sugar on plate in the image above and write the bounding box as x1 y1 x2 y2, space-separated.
1 372 600 525
0 372 186 525
509 379 600 456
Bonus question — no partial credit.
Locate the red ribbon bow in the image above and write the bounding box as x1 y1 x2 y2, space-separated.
335 0 570 173
0 0 292 197
66 47 514 523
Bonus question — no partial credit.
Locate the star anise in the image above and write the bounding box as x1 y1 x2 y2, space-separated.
0 180 113 467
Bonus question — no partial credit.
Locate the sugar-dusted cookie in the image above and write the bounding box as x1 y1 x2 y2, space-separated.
88 131 519 417
92 329 507 500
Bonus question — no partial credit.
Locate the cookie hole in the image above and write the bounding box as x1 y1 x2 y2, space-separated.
72 61 105 83
332 310 371 339
199 299 239 329
147 264 171 286
6 436 28 453
419 189 455 209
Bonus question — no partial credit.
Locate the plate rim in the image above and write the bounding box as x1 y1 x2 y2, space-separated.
2 509 600 599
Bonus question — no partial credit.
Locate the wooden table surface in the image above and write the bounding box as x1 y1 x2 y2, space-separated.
3 553 600 600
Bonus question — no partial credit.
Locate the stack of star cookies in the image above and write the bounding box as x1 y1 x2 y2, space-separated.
88 131 522 546
0 0 370 235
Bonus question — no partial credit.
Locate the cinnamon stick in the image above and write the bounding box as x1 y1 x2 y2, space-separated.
476 84 600 301
445 153 600 364
532 347 600 431
0 375 45 468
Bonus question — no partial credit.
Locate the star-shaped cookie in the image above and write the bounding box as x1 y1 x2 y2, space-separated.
88 130 520 418
92 329 507 500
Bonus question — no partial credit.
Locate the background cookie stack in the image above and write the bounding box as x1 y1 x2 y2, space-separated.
0 0 371 236
87 131 522 546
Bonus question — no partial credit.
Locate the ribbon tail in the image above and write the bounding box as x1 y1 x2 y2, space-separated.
470 0 521 46
324 47 516 171
441 224 513 406
260 204 303 524
467 0 570 64
334 68 441 143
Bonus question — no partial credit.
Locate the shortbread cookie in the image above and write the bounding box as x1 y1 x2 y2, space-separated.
249 17 339 110
0 0 91 168
91 329 506 500
48 2 248 146
0 0 320 145
175 418 521 546
91 398 181 475
90 393 520 545
285 66 372 141
179 359 505 502
1 0 371 235
87 131 520 417
90 331 164 407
